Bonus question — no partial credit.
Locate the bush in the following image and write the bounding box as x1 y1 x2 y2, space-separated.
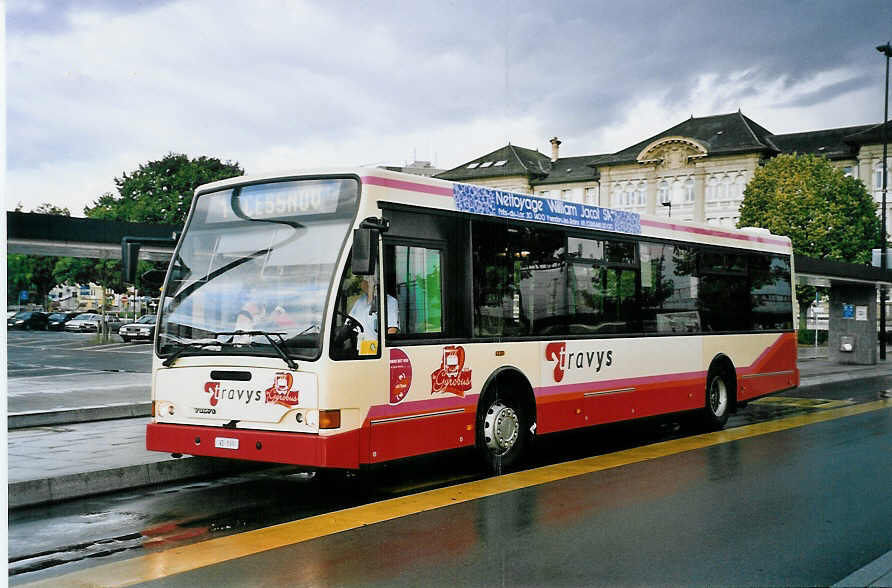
798 329 828 345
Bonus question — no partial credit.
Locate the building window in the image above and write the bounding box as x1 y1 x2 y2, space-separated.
637 181 647 206
684 177 695 203
735 174 746 199
706 176 719 204
584 187 597 205
658 180 670 205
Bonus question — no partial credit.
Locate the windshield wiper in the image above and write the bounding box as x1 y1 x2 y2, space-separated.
215 330 298 370
162 338 228 367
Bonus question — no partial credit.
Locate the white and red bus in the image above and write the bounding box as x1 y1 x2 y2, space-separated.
146 168 798 472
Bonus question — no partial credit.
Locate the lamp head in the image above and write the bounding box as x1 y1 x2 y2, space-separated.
878 43 892 57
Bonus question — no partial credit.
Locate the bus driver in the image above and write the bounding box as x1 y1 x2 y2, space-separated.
350 274 399 346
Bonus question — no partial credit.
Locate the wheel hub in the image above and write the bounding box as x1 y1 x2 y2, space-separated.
484 402 519 455
709 376 728 416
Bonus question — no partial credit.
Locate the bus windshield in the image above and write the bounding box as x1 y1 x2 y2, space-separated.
157 177 359 361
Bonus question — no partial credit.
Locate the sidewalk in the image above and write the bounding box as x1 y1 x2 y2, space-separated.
8 348 892 510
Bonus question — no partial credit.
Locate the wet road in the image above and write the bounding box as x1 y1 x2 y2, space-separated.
9 374 892 585
141 405 892 587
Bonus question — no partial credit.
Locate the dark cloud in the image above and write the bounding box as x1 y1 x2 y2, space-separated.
7 0 176 35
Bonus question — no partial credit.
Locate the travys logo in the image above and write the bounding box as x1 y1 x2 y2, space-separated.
204 381 263 406
544 342 614 383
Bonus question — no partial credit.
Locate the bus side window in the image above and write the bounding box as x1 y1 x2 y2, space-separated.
385 244 443 338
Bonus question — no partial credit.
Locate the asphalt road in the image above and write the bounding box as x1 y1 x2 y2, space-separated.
6 330 152 412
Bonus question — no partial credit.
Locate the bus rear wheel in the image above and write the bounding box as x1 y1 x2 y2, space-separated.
702 366 732 430
476 394 529 474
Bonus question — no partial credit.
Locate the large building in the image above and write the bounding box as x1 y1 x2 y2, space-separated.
436 112 892 231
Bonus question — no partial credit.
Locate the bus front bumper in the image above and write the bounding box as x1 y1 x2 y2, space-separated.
146 422 360 469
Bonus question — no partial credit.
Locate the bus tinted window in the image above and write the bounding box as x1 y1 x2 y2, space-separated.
640 242 700 333
700 250 750 332
472 222 566 337
568 237 639 335
750 254 793 330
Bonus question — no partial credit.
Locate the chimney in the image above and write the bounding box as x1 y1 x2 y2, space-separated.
550 136 561 162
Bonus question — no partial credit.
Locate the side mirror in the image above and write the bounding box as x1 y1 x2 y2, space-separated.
351 228 378 275
140 269 167 290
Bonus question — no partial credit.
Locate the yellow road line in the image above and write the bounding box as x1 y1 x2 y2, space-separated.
751 396 854 409
24 398 892 588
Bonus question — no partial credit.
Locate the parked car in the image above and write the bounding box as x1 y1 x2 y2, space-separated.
65 313 102 332
8 311 49 330
47 311 81 331
118 314 157 342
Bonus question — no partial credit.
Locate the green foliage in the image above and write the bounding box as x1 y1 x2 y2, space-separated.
738 153 883 315
7 254 57 306
84 152 243 225
33 202 70 215
7 204 69 306
738 153 883 262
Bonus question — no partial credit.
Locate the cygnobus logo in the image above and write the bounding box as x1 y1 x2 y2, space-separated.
265 372 300 407
431 345 472 397
545 342 614 383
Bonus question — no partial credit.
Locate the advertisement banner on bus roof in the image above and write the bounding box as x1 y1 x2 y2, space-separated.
453 183 641 235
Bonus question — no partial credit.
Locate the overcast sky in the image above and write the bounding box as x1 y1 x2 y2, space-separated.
6 0 892 216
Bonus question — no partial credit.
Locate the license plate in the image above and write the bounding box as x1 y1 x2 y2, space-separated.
215 437 239 450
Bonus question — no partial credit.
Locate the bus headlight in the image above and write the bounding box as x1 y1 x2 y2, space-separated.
306 410 318 428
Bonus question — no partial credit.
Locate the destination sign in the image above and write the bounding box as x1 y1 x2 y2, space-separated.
204 179 350 223
453 183 640 234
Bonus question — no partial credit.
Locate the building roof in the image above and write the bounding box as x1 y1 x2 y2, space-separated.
598 112 778 167
842 121 892 146
768 124 876 159
435 144 553 181
436 112 889 186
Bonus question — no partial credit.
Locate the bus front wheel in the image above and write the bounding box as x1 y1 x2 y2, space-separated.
476 394 529 474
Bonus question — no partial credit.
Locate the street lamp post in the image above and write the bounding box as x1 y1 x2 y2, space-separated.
878 42 891 360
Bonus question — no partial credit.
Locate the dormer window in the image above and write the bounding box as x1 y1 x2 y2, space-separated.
466 163 479 169
494 160 507 166
479 161 494 168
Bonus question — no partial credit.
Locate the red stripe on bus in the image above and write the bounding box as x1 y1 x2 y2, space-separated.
640 218 790 247
361 175 454 197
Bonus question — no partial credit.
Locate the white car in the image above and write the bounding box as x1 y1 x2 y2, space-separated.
118 314 157 342
65 313 102 332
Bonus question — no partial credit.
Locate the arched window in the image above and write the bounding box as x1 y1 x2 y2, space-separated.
671 178 683 205
658 180 670 205
706 176 719 204
735 174 746 200
684 177 695 202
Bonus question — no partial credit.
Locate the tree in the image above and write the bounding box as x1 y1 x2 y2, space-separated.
84 153 244 225
7 203 70 307
738 153 884 318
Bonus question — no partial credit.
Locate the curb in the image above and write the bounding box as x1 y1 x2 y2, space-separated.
8 402 153 429
8 455 267 510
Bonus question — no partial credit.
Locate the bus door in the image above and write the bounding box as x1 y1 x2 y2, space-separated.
369 207 474 462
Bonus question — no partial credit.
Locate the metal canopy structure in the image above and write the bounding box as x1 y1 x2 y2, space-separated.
7 212 179 261
794 254 892 288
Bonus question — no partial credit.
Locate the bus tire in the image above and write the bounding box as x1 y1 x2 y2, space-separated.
476 380 532 474
702 363 733 430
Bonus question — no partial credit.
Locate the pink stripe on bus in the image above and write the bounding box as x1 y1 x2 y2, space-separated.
640 218 790 246
361 175 454 197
